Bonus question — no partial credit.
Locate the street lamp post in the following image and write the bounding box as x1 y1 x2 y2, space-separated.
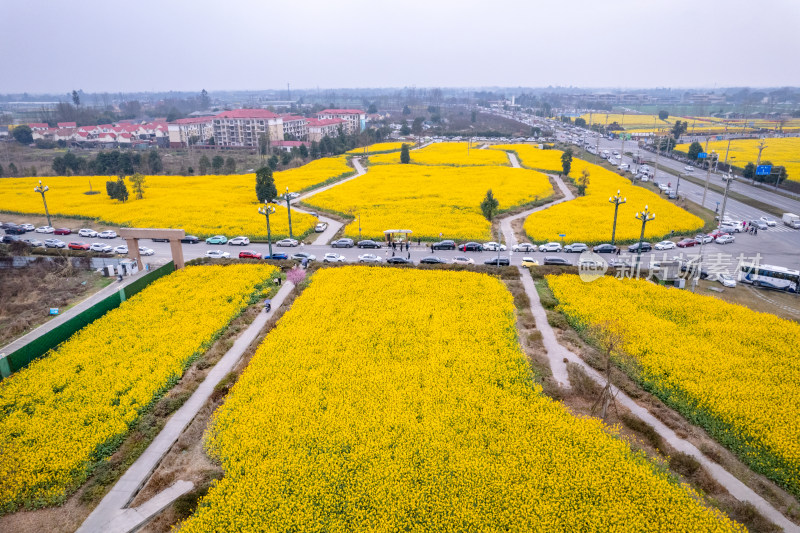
285 186 293 239
701 150 716 208
34 180 52 226
609 190 627 245
634 205 655 268
258 201 276 258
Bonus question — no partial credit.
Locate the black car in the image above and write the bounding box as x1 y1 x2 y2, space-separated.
543 256 571 266
459 242 483 252
627 242 652 253
592 243 618 254
152 237 169 242
331 238 354 248
1 222 20 230
357 240 381 249
420 256 447 264
180 235 200 244
386 257 412 264
432 240 456 251
2 234 21 244
484 257 510 266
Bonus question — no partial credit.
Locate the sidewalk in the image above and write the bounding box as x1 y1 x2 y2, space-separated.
77 281 296 533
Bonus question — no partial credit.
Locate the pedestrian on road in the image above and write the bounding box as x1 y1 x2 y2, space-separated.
407 251 411 260
418 237 421 246
616 247 621 256
392 250 395 257
406 241 409 252
755 227 758 235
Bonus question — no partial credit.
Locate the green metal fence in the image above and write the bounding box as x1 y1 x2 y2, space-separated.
0 261 174 380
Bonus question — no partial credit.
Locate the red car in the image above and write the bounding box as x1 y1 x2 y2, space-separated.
708 229 729 240
68 242 90 250
54 228 72 235
676 238 698 248
239 250 262 259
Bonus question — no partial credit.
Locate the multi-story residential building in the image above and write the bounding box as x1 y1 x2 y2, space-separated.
307 118 345 142
212 109 284 147
316 109 365 134
168 117 214 147
280 114 308 140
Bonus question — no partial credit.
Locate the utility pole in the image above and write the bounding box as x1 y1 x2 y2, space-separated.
285 186 293 239
652 131 661 183
719 172 734 229
34 180 52 226
634 205 655 270
258 202 276 258
609 190 626 245
701 149 715 209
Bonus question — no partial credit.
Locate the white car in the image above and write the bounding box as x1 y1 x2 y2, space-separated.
538 242 562 253
89 243 112 253
228 236 250 246
79 228 98 237
760 216 777 227
716 273 737 288
98 230 117 239
206 249 231 259
35 226 55 234
138 246 155 256
315 222 329 233
358 253 382 263
684 165 694 172
276 238 299 247
23 238 44 247
452 256 475 265
483 241 507 251
44 238 66 248
20 223 35 231
715 234 735 244
512 243 537 253
654 240 676 250
323 252 346 263
113 245 129 254
695 234 713 245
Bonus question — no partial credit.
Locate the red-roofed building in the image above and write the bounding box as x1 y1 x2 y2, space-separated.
271 140 310 153
212 109 284 148
317 109 366 134
117 132 134 144
280 114 308 140
57 122 77 128
54 129 75 142
168 116 214 147
97 132 117 143
307 117 345 142
28 123 49 131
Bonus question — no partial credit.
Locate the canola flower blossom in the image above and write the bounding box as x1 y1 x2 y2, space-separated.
305 163 553 241
346 142 407 154
369 141 510 166
0 156 353 240
491 144 703 244
546 274 800 498
0 264 277 511
676 137 800 183
178 267 742 532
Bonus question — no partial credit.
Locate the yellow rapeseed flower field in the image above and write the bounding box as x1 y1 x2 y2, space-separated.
0 156 353 239
0 264 277 511
676 137 800 183
546 274 800 497
304 164 553 241
493 145 703 244
369 141 510 166
178 267 741 532
346 142 407 154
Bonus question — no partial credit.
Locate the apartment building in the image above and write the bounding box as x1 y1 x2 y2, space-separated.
280 114 308 140
212 109 284 148
316 109 366 134
307 117 345 142
168 116 215 148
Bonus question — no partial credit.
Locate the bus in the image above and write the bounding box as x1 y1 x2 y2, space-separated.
739 264 799 293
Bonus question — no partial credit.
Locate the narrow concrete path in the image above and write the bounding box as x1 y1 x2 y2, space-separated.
77 281 296 533
499 174 574 247
516 271 799 532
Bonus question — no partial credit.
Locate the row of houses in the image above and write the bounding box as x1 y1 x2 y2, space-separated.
27 121 169 146
168 108 366 148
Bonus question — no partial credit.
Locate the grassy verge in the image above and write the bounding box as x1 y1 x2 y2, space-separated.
676 174 786 218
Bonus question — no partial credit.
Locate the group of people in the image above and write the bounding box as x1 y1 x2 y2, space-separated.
385 240 411 260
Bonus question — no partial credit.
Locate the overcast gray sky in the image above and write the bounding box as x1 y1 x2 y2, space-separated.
2 0 799 94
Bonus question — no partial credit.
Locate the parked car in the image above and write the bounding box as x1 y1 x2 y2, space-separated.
677 238 699 248
432 240 456 250
708 229 729 239
715 234 735 244
264 253 289 260
276 238 299 247
511 243 536 253
627 242 652 253
181 235 200 244
357 240 381 249
459 242 483 252
98 230 117 239
719 223 738 234
19 223 35 231
113 245 128 254
695 234 713 244
521 257 539 267
483 257 510 266
760 216 777 227
22 238 44 247
151 237 170 243
228 236 250 246
44 238 66 248
420 256 447 264
206 249 231 259
357 253 382 263
291 252 316 262
36 226 55 233
483 241 507 252
654 240 676 250
749 220 768 230
387 257 413 264
452 256 475 265
323 252 346 263
716 273 737 288
684 165 694 172
314 222 328 233
4 226 26 235
206 235 228 245
68 242 90 250
543 256 571 266
538 242 562 253
78 228 97 237
239 250 262 259
1 235 21 244
90 243 113 253
563 243 588 253
331 238 354 248
592 243 618 254
138 246 155 256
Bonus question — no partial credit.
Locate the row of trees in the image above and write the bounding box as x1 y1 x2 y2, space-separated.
105 173 147 203
198 155 237 175
51 149 163 176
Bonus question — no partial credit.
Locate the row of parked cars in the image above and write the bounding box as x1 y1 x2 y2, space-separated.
2 222 119 239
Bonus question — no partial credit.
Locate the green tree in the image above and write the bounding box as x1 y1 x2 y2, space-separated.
671 120 688 139
400 120 411 135
12 125 33 144
574 117 587 127
480 189 500 221
72 90 80 107
402 105 411 115
0 164 4 178
561 148 573 176
255 166 277 203
211 155 224 174
400 143 411 164
268 155 279 170
576 169 590 195
105 177 128 202
8 163 18 176
687 141 704 160
200 88 210 110
471 110 477 123
742 162 756 181
148 150 163 173
198 155 210 175
658 110 669 120
129 173 146 199
412 117 424 134
52 156 67 175
310 142 320 159
299 144 309 158
367 103 377 114
224 157 237 174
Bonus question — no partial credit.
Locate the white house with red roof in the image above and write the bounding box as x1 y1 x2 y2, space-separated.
57 122 77 128
212 109 284 148
316 109 366 134
271 140 310 152
54 129 76 142
96 132 117 144
27 123 50 132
